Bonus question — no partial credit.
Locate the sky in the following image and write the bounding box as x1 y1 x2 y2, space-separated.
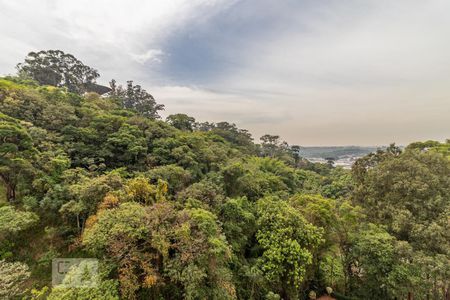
0 0 449 146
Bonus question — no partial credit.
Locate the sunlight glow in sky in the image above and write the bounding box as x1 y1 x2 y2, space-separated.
1 0 449 145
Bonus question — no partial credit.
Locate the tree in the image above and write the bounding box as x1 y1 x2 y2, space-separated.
17 50 99 93
353 146 450 253
109 80 164 118
151 131 234 179
3 68 450 299
177 176 225 209
290 145 301 165
260 134 280 157
83 199 236 299
196 121 215 132
256 196 323 299
48 275 119 300
167 207 236 299
325 157 336 167
105 123 148 166
146 164 192 194
0 113 35 202
320 167 354 199
82 201 152 299
222 157 298 200
124 177 168 205
166 114 196 131
0 206 39 238
0 260 30 299
407 139 450 159
258 135 298 164
349 224 396 299
219 196 255 256
351 144 450 298
289 194 336 238
333 200 365 293
213 122 254 150
59 200 86 232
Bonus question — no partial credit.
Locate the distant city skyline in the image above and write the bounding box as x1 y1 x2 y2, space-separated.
1 0 449 146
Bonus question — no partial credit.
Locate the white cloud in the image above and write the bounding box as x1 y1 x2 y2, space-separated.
0 0 449 145
154 85 287 124
0 0 234 81
131 49 164 64
206 0 450 145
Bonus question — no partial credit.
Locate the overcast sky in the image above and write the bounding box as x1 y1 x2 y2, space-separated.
0 0 449 146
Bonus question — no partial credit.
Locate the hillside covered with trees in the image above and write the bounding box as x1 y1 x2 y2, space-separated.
0 50 449 300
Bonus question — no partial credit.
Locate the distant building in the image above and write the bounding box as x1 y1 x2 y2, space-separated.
83 82 111 95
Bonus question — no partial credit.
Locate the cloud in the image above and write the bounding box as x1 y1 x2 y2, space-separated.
166 0 450 145
0 0 449 145
154 85 290 126
131 49 164 64
0 0 234 83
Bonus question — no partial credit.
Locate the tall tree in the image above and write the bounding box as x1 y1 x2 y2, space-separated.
166 114 196 131
290 145 301 165
0 113 35 202
0 260 31 299
353 146 450 253
17 50 99 93
256 196 323 299
109 80 164 119
260 134 280 157
0 206 39 239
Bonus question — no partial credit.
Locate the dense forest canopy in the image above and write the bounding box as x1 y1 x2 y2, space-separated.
0 50 449 300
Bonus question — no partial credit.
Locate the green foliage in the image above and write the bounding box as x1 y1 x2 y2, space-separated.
223 157 298 200
349 224 396 298
105 123 148 165
206 121 255 152
124 177 168 205
167 208 236 299
0 260 30 299
146 164 192 194
0 259 30 299
82 202 148 254
110 80 164 119
289 194 336 231
220 197 255 255
48 278 119 300
151 131 234 178
0 58 448 300
259 134 299 165
0 206 39 237
353 146 450 254
17 50 100 94
166 113 196 131
321 167 354 199
256 196 323 298
0 113 36 202
406 139 450 159
177 175 225 209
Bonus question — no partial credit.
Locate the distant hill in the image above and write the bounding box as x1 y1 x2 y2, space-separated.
298 146 381 159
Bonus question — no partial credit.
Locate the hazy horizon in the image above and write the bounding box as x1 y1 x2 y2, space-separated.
1 0 449 146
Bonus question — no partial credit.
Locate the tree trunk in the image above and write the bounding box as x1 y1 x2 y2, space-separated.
433 276 438 300
407 291 413 300
280 282 288 300
6 183 16 203
76 214 80 231
331 257 335 287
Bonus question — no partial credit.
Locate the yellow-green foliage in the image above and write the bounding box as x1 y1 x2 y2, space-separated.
0 73 448 300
